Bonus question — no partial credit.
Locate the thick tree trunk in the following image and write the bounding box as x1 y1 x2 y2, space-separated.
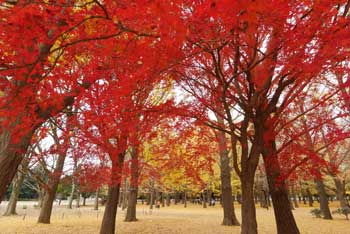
0 130 33 203
125 188 137 221
94 189 99 210
216 128 240 226
99 152 125 234
38 149 67 224
241 172 258 234
125 146 139 222
3 160 27 216
263 143 300 234
315 179 332 219
99 184 121 234
334 178 348 208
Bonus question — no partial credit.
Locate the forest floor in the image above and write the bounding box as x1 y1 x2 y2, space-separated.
0 201 348 234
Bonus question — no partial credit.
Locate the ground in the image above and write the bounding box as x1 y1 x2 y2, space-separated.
0 201 348 234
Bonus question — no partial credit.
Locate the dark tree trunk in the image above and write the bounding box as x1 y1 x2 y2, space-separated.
125 146 139 222
202 191 207 208
161 193 165 207
216 129 240 226
166 194 170 206
184 191 187 208
99 184 121 234
0 130 33 203
82 196 86 206
241 171 258 234
99 152 125 234
263 143 300 234
38 148 67 224
3 160 27 216
306 188 313 207
334 178 348 208
315 179 332 219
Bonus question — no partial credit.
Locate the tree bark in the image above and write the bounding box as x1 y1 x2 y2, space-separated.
125 146 139 222
99 184 121 234
99 152 125 234
216 129 240 226
166 193 170 206
334 177 348 208
67 182 75 209
241 171 258 234
76 191 81 208
0 130 33 203
202 190 207 208
263 143 300 234
122 180 128 211
38 148 67 224
149 180 154 210
3 159 28 216
291 185 299 208
315 179 332 219
306 188 313 207
94 189 99 210
183 191 187 208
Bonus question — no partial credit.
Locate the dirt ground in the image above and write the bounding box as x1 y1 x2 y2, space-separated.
0 201 348 234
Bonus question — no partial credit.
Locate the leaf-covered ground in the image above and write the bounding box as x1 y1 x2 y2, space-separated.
0 202 348 234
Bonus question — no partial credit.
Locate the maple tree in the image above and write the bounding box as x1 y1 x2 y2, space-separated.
174 1 350 234
1 1 350 234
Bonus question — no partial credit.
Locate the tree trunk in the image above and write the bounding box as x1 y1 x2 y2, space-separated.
334 177 348 208
149 180 154 210
0 130 33 203
82 196 86 206
241 172 258 234
125 146 139 222
94 189 99 210
306 188 313 207
76 191 81 208
263 143 300 234
202 191 207 208
37 188 44 208
99 184 121 234
3 163 26 216
291 185 299 208
184 191 187 208
38 149 67 224
161 193 165 207
315 179 332 219
166 194 170 206
68 181 75 209
217 129 240 226
99 152 125 234
122 180 128 211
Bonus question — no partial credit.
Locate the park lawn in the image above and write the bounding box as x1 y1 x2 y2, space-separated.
0 203 348 234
